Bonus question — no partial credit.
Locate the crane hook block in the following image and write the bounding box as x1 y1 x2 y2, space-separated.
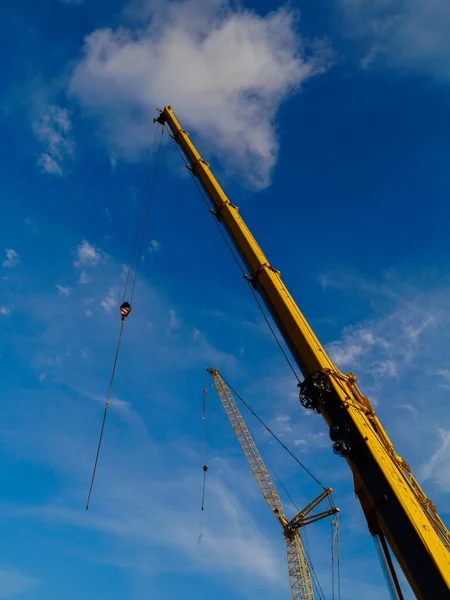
120 302 132 321
203 465 208 472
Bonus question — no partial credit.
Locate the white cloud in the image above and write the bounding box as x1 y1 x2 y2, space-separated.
148 239 160 253
33 105 74 175
166 309 180 336
339 0 450 79
274 413 292 435
327 306 434 377
24 216 38 233
68 0 332 188
0 306 11 316
37 154 63 175
101 287 119 312
0 568 39 598
419 429 450 483
78 270 92 284
74 240 104 267
86 309 93 318
321 270 450 499
294 439 306 446
56 284 71 297
3 249 20 268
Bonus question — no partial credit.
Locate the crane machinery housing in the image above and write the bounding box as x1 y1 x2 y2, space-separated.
155 106 450 599
207 367 338 600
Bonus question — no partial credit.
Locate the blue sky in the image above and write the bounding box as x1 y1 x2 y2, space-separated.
1 0 450 598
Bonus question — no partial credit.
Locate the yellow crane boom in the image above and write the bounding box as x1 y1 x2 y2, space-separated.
207 367 338 600
155 106 450 599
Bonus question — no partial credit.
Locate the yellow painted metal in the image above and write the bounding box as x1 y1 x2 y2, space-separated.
157 106 450 598
208 367 337 600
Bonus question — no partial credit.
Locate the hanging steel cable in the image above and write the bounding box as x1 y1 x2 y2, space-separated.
85 124 165 510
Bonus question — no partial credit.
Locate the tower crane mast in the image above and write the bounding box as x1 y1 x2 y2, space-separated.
155 106 450 598
207 367 338 600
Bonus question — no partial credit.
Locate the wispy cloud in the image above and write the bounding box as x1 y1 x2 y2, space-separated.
274 413 292 435
74 240 105 268
56 284 71 297
148 239 160 253
339 0 450 80
166 309 180 337
0 567 39 597
100 286 119 312
24 216 39 233
33 105 74 175
320 268 450 500
0 306 12 316
68 0 333 189
420 429 450 483
78 270 92 284
2 249 20 268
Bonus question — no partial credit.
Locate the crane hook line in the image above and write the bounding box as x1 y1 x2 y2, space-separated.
122 126 160 303
86 320 125 510
129 125 165 303
86 126 165 511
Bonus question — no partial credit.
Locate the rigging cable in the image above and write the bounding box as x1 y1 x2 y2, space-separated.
169 129 340 519
256 444 326 600
122 126 160 303
210 371 326 600
198 377 211 542
85 124 165 510
168 134 302 385
169 128 339 592
220 374 327 492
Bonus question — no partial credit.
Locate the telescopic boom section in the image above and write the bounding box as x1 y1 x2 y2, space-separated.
156 106 450 599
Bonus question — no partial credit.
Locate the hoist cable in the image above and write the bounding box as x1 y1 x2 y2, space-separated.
331 513 342 600
336 515 341 600
86 320 125 510
331 518 335 600
122 126 160 303
245 283 301 384
129 125 165 302
86 126 164 511
168 134 302 385
198 380 211 542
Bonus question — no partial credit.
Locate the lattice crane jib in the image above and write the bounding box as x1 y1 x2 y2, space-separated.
208 368 337 599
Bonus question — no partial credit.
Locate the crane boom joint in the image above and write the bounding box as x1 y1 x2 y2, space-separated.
244 263 281 288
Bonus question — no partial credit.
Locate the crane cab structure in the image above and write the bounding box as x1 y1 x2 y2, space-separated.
155 105 450 599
